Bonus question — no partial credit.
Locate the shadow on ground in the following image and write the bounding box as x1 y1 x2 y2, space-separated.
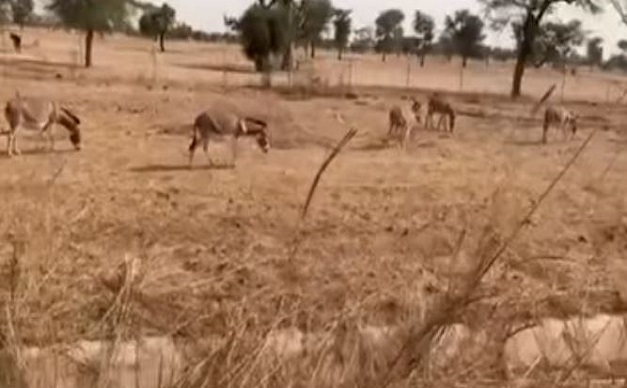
174 62 255 74
129 163 235 173
0 148 78 158
504 138 544 147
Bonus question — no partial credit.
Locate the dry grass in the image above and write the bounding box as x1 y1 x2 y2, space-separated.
0 25 627 387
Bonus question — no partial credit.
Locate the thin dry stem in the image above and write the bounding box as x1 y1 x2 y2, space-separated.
301 127 358 219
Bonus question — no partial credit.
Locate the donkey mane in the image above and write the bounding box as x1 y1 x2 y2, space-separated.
60 107 81 125
243 116 267 129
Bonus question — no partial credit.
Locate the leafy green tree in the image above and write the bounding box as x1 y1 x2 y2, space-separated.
512 19 584 68
436 31 455 62
375 8 404 62
481 0 601 98
258 0 297 70
47 0 130 68
413 10 434 66
586 37 603 68
10 0 33 27
537 20 585 68
332 8 351 60
0 0 11 23
350 26 374 53
298 0 333 59
444 9 486 67
235 3 289 72
139 3 176 52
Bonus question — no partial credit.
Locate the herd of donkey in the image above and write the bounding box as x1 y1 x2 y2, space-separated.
0 49 580 166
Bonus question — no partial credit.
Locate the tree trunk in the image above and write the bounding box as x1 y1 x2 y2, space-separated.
254 56 265 72
338 47 343 61
462 56 467 68
511 5 550 99
420 53 425 67
280 44 293 71
85 29 94 68
310 42 315 59
159 33 165 52
382 52 386 62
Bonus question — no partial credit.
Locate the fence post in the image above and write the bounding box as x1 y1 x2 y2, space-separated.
222 46 227 88
150 43 158 86
458 63 464 91
405 56 411 87
560 68 566 102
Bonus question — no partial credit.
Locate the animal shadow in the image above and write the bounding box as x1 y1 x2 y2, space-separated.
505 138 544 147
129 163 235 173
1 148 77 158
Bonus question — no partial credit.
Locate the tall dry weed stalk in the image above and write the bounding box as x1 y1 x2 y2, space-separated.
0 235 27 388
375 128 599 388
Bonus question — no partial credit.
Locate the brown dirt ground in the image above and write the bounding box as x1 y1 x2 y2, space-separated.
0 27 626 348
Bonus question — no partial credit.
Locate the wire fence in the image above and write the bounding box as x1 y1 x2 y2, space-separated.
1 25 627 105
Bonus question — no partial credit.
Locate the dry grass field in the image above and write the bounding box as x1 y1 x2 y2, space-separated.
1 26 627 386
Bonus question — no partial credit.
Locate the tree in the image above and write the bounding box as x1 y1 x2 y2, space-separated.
444 9 485 68
299 0 334 59
139 3 176 52
375 9 404 62
436 31 455 62
259 0 298 70
332 8 351 60
481 0 601 98
350 26 374 53
234 3 289 73
513 19 584 68
537 20 585 68
618 39 627 53
47 0 130 68
10 0 33 27
413 10 434 66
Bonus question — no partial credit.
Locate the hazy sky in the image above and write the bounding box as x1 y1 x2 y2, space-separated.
160 0 627 57
34 0 627 57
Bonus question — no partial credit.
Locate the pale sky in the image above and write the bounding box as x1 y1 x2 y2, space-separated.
160 0 627 57
37 0 627 57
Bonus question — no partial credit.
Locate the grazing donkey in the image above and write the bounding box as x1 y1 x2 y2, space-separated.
410 97 423 124
189 104 270 167
425 95 456 133
542 105 578 144
388 105 414 149
3 93 82 156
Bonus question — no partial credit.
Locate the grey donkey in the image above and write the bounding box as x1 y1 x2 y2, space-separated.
188 104 270 168
3 93 82 156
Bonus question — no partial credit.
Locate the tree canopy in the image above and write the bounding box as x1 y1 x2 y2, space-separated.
587 37 603 67
298 0 334 58
10 0 33 26
413 10 435 66
139 3 176 52
236 2 290 72
47 0 130 67
332 8 351 60
481 0 602 97
444 9 486 67
375 8 404 61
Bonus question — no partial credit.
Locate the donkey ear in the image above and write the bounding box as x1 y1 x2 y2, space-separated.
61 107 81 125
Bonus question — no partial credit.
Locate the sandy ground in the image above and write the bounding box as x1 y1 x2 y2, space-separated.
0 27 626 353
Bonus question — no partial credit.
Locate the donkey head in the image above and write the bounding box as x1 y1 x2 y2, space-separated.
58 107 82 150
